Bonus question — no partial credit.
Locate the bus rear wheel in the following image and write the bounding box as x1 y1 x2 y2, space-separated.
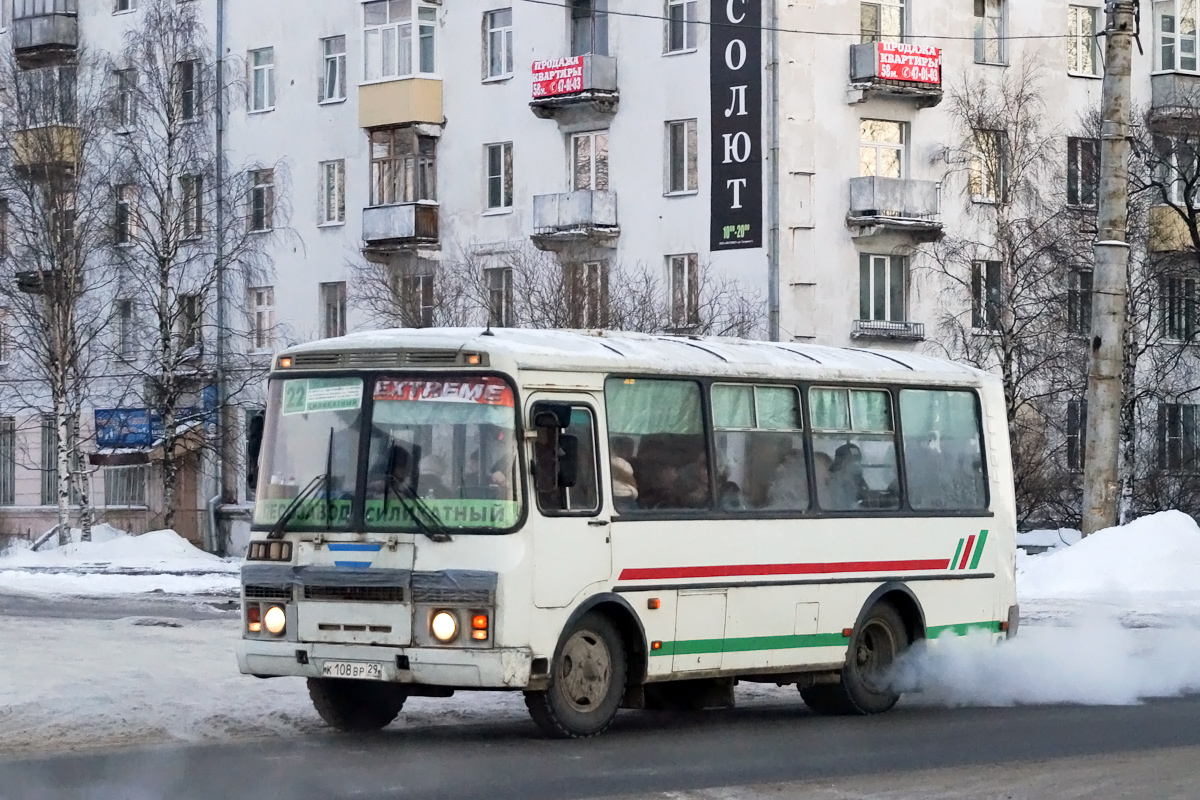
800 602 907 716
307 677 407 732
525 612 627 739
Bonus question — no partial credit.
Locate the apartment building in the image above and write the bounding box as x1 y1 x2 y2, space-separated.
0 0 1189 547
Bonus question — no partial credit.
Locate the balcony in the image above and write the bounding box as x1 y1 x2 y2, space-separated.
848 42 942 108
851 319 925 341
1149 73 1200 130
1150 204 1193 253
529 55 619 125
846 176 943 243
11 124 80 175
358 78 443 129
361 202 439 251
12 0 78 66
530 190 619 250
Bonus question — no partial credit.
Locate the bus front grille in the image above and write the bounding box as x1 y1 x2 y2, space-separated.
304 585 405 603
244 585 291 601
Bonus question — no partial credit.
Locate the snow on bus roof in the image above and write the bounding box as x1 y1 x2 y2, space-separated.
284 328 988 383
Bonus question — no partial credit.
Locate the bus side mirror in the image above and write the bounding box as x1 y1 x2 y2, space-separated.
558 434 580 488
533 409 563 495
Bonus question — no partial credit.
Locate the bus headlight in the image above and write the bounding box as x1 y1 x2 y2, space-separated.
431 611 458 642
264 605 287 636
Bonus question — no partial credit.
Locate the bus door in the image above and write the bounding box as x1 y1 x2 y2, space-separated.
527 394 612 609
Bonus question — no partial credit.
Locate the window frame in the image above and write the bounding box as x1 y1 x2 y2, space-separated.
859 253 907 323
248 168 275 232
570 0 609 57
859 119 906 179
113 0 136 14
1067 398 1087 472
859 0 905 44
363 0 439 82
248 47 276 113
1067 5 1101 77
485 141 514 212
320 35 348 103
114 298 135 361
180 174 203 238
319 159 347 225
565 260 608 328
665 0 698 54
970 128 1009 204
973 0 1007 66
1067 136 1100 208
370 128 438 206
1160 274 1198 342
1155 0 1200 73
665 119 699 195
114 183 137 245
1159 401 1200 472
486 266 514 327
320 281 348 338
114 68 137 130
177 59 201 122
667 253 700 328
0 416 14 507
570 130 610 192
250 286 275 352
484 8 515 81
971 259 1004 332
1067 269 1093 335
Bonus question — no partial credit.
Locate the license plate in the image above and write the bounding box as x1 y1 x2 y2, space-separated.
321 661 385 680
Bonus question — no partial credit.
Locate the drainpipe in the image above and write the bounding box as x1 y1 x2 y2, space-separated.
208 0 228 554
765 0 781 341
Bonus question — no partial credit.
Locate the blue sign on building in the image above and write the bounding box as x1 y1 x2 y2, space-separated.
95 387 218 449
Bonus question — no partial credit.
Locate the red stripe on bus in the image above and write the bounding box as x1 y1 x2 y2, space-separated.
618 559 952 582
958 535 976 571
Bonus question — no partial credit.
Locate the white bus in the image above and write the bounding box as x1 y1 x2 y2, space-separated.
237 329 1017 738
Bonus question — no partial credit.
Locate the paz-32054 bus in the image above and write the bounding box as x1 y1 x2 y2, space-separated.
237 329 1017 738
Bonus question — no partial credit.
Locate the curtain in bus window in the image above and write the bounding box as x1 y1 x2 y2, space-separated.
712 383 754 428
899 390 988 510
713 384 807 512
809 387 899 511
605 378 709 511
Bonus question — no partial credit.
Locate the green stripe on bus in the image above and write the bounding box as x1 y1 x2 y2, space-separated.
949 538 964 571
926 620 1002 638
652 632 849 657
968 530 989 570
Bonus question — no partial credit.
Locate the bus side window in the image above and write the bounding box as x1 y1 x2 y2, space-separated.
534 405 600 515
712 384 807 512
809 387 900 511
899 389 988 511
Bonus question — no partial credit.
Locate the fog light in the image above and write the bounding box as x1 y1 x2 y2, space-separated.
431 611 457 642
264 605 286 635
247 604 261 633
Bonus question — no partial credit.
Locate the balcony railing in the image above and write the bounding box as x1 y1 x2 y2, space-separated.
846 176 943 242
531 190 619 250
12 0 78 61
1149 73 1200 129
530 54 619 121
851 319 925 341
848 42 942 108
361 202 439 247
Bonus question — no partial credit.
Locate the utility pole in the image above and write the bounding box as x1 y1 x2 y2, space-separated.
1082 0 1138 536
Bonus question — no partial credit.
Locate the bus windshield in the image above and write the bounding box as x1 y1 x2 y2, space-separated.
254 377 364 529
365 375 522 531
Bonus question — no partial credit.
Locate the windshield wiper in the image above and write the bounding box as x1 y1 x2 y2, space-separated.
267 427 335 540
386 475 452 543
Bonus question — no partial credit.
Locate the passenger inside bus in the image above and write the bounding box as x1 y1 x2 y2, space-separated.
766 447 808 509
827 443 869 508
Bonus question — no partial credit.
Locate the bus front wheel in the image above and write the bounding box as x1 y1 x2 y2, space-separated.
307 677 407 732
525 612 628 739
800 601 907 715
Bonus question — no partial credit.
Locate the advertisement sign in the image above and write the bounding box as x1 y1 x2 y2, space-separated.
876 43 941 85
710 0 763 250
281 378 363 416
373 377 515 407
532 57 585 99
95 388 218 448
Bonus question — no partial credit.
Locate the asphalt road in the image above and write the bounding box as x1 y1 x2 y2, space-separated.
4 694 1200 800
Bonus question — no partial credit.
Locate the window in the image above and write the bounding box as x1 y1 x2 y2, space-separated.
859 254 906 323
180 174 203 237
1161 275 1197 341
399 272 435 327
115 298 134 360
1155 137 1200 205
974 0 1006 64
860 0 904 44
571 130 609 191
972 260 1003 331
1067 398 1087 472
571 0 609 56
319 160 346 224
248 169 275 232
104 465 148 507
666 0 698 53
321 281 347 338
605 378 709 511
19 66 77 126
712 384 807 512
900 390 988 510
178 294 201 349
533 404 600 514
40 414 56 506
1068 269 1093 334
0 417 13 507
245 409 265 501
250 287 274 351
859 120 905 178
114 68 137 129
809 387 899 511
113 0 136 12
1159 402 1200 471
486 266 513 327
486 142 513 210
177 59 200 121
666 119 698 194
0 307 9 364
485 9 514 79
1068 6 1100 75
370 128 437 205
249 48 275 112
0 199 8 257
668 253 699 328
1156 0 1199 72
364 0 437 80
320 36 347 102
970 129 1009 203
114 184 136 244
565 261 608 328
1067 137 1100 207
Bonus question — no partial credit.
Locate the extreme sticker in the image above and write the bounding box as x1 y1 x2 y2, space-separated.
374 377 514 407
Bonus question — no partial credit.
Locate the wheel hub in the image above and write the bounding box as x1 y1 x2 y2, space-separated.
558 629 612 712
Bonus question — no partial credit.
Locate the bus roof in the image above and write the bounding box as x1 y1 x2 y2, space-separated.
281 328 992 385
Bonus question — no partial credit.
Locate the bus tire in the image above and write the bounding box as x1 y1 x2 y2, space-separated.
307 677 406 732
524 612 627 739
800 602 907 716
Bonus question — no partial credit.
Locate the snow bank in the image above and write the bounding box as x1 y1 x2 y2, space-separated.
1019 510 1200 599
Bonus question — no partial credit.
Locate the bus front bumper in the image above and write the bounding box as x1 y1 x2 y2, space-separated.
237 638 534 689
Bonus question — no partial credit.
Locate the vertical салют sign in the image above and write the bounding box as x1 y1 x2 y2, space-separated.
710 0 762 250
